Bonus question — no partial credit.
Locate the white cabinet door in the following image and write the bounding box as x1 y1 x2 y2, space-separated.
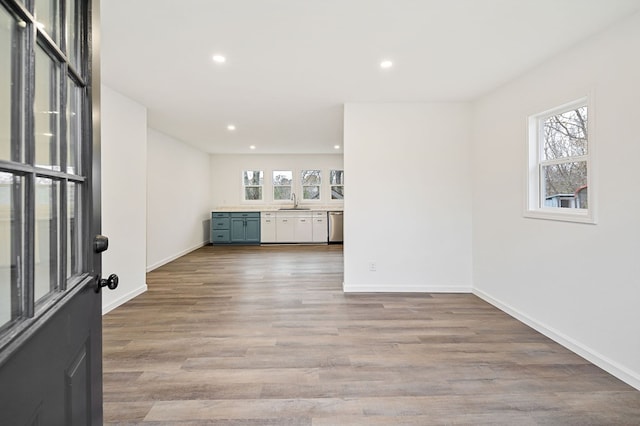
295 217 313 242
312 217 327 242
276 217 295 242
261 218 276 242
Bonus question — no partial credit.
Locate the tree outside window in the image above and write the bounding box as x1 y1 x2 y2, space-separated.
301 170 321 200
273 170 292 201
242 170 263 201
542 106 588 208
527 98 594 223
330 169 344 200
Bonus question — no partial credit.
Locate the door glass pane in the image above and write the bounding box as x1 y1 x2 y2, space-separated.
67 80 82 174
65 0 81 71
0 172 24 328
35 46 60 170
67 181 81 278
34 0 60 43
1 7 18 162
35 177 60 302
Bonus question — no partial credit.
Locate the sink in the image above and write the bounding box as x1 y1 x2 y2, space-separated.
278 207 311 210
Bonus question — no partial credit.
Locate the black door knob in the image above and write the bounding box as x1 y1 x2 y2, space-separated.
94 235 109 253
95 273 119 293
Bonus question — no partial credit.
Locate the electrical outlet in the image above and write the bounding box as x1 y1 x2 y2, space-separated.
369 262 377 272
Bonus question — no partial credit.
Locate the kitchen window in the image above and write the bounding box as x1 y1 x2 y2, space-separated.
301 170 321 200
330 169 344 200
242 170 263 201
526 97 595 223
273 170 292 201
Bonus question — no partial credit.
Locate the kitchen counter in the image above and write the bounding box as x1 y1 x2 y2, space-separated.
210 207 342 244
212 205 343 212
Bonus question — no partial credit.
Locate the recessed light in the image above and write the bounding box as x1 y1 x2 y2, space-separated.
227 124 236 131
380 60 393 69
334 145 341 150
249 145 256 150
212 54 226 63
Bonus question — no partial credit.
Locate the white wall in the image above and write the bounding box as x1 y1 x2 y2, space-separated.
343 103 473 292
472 12 640 389
147 129 211 271
101 85 148 314
210 154 344 208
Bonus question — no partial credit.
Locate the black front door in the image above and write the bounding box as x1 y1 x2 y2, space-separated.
0 0 107 423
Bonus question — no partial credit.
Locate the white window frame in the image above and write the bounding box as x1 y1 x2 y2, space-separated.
301 169 322 202
525 96 596 224
241 170 264 203
329 169 344 201
272 170 293 203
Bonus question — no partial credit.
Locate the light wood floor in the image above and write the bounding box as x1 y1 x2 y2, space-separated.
103 245 640 425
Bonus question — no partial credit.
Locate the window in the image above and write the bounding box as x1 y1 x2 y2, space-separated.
1 0 92 337
35 45 61 170
0 7 13 162
330 169 344 200
273 170 292 201
242 170 263 201
526 98 594 223
301 170 321 200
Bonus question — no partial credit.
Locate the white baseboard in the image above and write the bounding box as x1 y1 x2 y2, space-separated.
473 288 640 392
102 284 147 315
146 241 208 272
343 283 472 293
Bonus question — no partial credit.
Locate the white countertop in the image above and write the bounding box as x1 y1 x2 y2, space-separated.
213 205 343 212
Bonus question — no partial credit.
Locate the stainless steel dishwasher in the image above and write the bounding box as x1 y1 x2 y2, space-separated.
328 211 343 243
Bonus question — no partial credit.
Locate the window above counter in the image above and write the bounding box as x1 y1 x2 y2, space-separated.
239 168 344 206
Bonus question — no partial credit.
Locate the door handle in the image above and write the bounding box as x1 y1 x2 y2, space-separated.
95 273 119 293
94 235 109 253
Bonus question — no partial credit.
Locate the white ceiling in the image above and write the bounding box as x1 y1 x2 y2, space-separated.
100 0 640 154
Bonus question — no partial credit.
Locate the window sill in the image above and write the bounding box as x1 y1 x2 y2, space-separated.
524 208 596 224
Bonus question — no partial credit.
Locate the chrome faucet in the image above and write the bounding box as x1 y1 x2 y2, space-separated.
292 192 298 208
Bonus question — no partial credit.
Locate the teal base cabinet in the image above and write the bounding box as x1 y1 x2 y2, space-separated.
211 212 260 245
210 212 231 243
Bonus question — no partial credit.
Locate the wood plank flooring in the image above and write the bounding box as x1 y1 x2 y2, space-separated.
103 244 640 425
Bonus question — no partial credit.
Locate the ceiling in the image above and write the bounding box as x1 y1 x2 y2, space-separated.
100 0 640 155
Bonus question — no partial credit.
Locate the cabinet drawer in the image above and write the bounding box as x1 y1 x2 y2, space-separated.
230 212 260 218
261 211 276 218
212 218 230 229
211 230 230 243
277 211 312 218
212 212 228 218
312 211 327 217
